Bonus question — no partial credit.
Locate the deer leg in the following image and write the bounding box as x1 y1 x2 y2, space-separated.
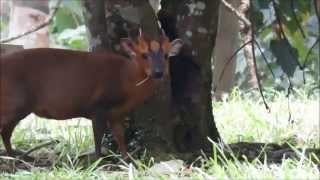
92 110 107 157
108 116 127 159
1 88 29 156
1 120 20 156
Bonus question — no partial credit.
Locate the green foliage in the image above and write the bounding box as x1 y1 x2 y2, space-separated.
50 0 83 33
270 39 299 77
53 25 88 50
237 0 319 90
50 0 88 50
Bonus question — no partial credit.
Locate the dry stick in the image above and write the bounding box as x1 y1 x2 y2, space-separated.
254 40 276 79
217 0 251 88
217 40 252 83
254 40 278 101
302 38 320 83
221 0 270 111
220 0 251 28
19 140 60 159
284 73 294 123
272 0 297 120
0 0 63 43
287 83 293 123
251 39 270 111
303 38 320 68
0 156 34 169
250 1 270 112
251 41 270 112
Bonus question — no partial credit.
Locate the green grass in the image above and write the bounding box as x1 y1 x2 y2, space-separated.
1 88 319 179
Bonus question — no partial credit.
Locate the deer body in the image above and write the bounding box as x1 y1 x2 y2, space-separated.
0 48 152 157
2 48 153 118
0 37 183 158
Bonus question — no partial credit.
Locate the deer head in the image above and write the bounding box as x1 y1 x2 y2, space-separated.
121 33 183 79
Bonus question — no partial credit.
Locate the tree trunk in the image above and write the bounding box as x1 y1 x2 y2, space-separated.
8 0 49 48
239 0 258 89
158 0 222 150
83 0 221 161
213 0 239 100
82 0 110 52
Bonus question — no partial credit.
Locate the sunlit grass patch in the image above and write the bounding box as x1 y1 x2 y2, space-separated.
10 115 94 157
213 88 319 147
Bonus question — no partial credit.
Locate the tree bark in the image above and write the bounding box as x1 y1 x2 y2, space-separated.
82 0 110 52
213 0 239 100
83 0 222 160
239 0 258 89
158 0 222 151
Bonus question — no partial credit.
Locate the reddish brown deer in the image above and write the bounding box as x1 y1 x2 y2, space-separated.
0 35 183 158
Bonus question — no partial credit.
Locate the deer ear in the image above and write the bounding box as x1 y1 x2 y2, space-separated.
168 39 183 57
120 38 137 57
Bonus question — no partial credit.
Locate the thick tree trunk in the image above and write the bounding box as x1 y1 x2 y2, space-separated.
158 0 222 151
83 0 221 160
213 0 239 101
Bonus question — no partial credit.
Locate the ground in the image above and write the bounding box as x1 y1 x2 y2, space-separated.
0 87 319 179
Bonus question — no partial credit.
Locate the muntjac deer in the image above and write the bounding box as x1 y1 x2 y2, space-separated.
0 35 183 158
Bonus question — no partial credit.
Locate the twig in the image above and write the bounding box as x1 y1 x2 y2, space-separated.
0 155 34 169
287 84 293 123
303 37 320 68
19 140 60 159
284 74 293 123
220 0 251 28
302 37 319 84
217 40 252 83
254 40 276 79
250 1 270 112
0 0 63 43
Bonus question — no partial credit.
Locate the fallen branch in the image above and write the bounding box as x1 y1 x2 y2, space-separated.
0 0 63 43
19 140 60 159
